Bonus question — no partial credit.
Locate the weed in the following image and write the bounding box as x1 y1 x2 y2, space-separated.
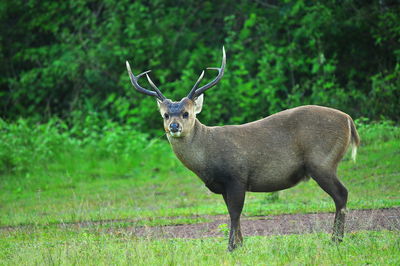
218 223 229 238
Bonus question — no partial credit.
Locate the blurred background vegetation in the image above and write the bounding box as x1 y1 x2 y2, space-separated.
1 0 399 132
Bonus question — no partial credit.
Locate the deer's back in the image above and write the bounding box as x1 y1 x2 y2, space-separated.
202 105 352 192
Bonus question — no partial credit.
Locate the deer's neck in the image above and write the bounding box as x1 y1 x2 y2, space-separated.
167 119 209 178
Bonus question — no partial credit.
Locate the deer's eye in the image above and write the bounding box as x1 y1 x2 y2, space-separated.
164 113 170 119
182 112 189 119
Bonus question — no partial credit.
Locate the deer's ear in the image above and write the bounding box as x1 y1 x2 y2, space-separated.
194 94 204 114
156 99 162 110
156 99 164 117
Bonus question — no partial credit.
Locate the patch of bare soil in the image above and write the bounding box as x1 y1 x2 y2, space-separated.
127 208 400 238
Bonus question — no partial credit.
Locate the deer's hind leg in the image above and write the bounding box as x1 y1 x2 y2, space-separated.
308 165 348 242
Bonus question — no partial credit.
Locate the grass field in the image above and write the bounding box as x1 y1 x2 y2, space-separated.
1 123 399 227
0 119 399 263
1 228 399 265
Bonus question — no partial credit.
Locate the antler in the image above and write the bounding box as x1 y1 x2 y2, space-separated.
187 46 226 100
126 61 166 101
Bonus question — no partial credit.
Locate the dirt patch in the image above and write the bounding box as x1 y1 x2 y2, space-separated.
126 208 400 238
2 208 399 238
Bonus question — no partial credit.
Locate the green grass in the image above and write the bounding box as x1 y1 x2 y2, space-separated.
0 121 399 227
0 120 399 264
0 227 398 265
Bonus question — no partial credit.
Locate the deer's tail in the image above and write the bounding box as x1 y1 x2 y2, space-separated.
348 117 360 162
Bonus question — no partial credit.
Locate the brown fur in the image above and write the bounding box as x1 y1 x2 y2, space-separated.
159 100 360 251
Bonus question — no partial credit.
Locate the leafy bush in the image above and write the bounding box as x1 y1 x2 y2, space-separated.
0 116 168 175
0 116 183 194
0 118 73 173
355 118 400 146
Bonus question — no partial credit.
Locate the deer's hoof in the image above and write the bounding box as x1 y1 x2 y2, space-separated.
331 235 344 243
227 241 243 252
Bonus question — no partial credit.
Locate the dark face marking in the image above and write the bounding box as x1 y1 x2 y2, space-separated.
165 98 190 117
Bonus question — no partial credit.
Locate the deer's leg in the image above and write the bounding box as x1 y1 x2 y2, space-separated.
222 183 246 252
310 168 348 242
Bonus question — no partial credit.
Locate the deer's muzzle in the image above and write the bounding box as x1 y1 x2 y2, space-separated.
169 123 180 133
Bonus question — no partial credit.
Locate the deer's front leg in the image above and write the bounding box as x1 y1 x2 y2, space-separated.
222 182 246 252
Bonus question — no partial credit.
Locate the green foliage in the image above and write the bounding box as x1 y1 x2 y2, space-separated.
0 118 73 173
0 117 177 195
355 117 400 145
1 0 399 132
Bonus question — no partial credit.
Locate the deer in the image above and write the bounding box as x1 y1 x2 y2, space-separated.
126 47 360 251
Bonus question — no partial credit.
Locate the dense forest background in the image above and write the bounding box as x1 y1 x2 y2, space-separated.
1 0 399 134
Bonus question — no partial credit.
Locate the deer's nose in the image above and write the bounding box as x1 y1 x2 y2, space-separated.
169 123 180 133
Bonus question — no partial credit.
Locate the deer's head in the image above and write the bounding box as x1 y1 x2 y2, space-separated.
126 47 226 138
